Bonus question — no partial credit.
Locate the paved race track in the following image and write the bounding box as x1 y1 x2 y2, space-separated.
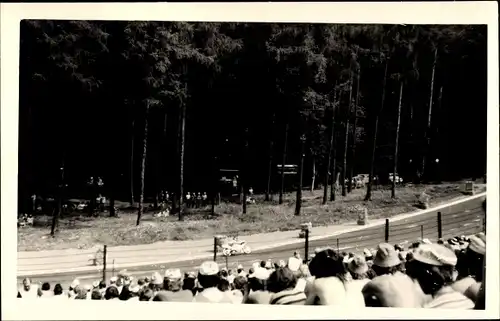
17 195 485 290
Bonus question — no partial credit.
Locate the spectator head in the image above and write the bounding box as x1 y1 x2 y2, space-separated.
267 267 297 293
309 247 347 281
287 257 302 278
139 288 154 301
75 288 87 300
128 285 141 299
363 248 373 261
198 261 220 289
99 280 106 289
265 260 273 270
220 267 228 278
137 277 145 287
260 260 266 268
92 281 99 290
105 286 120 300
53 284 63 296
109 276 117 285
41 282 50 291
91 289 102 300
22 278 31 291
217 278 230 292
363 273 424 308
237 264 244 273
348 255 369 280
463 233 486 281
233 275 248 291
248 268 269 292
182 276 196 294
150 272 163 291
164 268 183 292
406 243 457 296
437 238 444 245
372 243 403 276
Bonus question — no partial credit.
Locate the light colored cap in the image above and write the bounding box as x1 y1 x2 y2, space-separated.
249 267 269 280
109 276 117 283
129 285 141 293
373 243 402 268
199 261 219 276
265 260 272 269
363 248 373 257
71 279 80 288
412 244 458 266
422 238 432 245
92 281 99 288
287 257 301 272
468 233 486 255
347 255 369 275
237 264 244 270
151 272 163 285
278 260 286 268
165 268 182 280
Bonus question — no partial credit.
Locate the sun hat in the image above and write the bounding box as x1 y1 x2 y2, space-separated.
363 248 373 258
70 279 80 288
109 276 118 283
237 264 244 270
412 243 457 266
92 281 99 288
287 257 301 272
373 243 402 268
248 267 270 280
151 272 163 285
348 255 369 275
265 260 273 269
468 233 486 255
165 268 182 280
199 261 219 276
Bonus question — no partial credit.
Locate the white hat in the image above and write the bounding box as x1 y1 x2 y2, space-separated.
151 272 163 285
287 257 301 272
249 267 269 280
199 261 219 276
70 279 80 288
413 244 457 266
110 276 118 283
468 233 486 255
278 260 286 268
237 264 244 270
265 260 272 269
92 281 99 288
165 268 182 280
363 248 373 257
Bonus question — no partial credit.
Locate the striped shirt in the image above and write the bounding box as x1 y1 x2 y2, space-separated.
270 288 307 305
424 287 475 309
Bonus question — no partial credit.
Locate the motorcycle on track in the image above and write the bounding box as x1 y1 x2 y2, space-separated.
216 235 252 257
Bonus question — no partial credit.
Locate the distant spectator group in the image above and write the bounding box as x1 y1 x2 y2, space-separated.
18 232 486 309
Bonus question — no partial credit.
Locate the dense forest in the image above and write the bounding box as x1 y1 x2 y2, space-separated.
18 21 487 221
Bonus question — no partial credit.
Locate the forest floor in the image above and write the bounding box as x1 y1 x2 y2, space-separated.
18 182 486 251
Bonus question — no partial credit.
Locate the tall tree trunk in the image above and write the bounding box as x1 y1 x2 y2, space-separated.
265 114 275 201
343 75 353 196
422 47 438 180
279 122 289 204
365 57 389 201
295 135 306 216
130 120 135 207
136 108 149 226
330 91 341 202
50 157 65 236
392 81 404 199
311 156 316 193
178 102 186 221
349 71 361 192
323 88 337 205
242 127 249 214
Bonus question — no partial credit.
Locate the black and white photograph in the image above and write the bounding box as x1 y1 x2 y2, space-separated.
2 2 499 320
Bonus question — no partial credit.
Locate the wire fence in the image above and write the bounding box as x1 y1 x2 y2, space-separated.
18 201 486 282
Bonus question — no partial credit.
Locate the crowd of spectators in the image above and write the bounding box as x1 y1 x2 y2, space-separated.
17 232 486 310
